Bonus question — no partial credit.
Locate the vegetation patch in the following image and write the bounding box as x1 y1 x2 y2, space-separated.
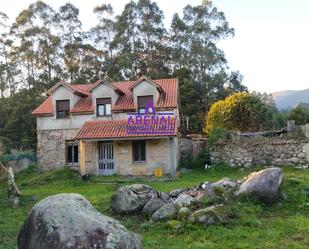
0 164 309 248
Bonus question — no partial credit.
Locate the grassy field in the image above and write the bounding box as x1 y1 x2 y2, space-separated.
0 163 309 249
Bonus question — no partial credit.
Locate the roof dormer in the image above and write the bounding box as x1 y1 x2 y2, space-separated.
130 76 163 107
46 80 88 97
89 79 124 115
46 80 87 116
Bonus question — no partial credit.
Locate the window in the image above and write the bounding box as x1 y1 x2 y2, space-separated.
132 140 146 162
67 142 79 165
56 100 70 119
138 95 153 114
97 98 112 116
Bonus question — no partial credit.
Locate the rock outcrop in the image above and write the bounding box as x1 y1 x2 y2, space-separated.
111 184 154 214
18 193 141 249
236 167 283 203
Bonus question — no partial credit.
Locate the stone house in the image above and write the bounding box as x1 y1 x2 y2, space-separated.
32 76 180 176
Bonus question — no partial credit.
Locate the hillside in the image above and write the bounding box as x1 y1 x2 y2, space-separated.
272 89 309 110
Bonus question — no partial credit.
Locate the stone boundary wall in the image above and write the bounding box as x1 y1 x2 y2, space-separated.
0 158 35 180
179 137 206 163
211 138 309 167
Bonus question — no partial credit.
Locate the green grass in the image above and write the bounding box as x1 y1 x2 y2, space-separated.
0 164 309 249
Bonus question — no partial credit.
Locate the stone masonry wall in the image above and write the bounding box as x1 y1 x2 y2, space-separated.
114 139 172 176
211 138 309 167
37 129 79 171
179 137 206 163
80 138 175 176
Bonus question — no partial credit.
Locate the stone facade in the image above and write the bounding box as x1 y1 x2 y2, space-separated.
211 138 309 167
82 138 177 176
37 129 79 171
37 128 179 175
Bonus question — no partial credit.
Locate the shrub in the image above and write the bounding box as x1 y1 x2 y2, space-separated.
205 92 274 134
207 127 231 145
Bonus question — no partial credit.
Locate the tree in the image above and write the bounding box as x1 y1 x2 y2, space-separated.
205 92 274 133
0 12 18 97
58 3 83 82
11 1 60 92
170 2 246 132
91 4 115 78
112 0 169 80
288 103 309 125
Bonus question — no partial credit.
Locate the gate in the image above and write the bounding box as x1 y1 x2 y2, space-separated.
98 142 115 175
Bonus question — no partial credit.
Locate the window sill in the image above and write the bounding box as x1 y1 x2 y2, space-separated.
66 163 79 167
132 161 146 165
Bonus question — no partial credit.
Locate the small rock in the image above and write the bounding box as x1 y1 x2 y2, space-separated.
174 194 196 208
180 168 192 174
169 188 184 198
142 197 166 216
31 196 39 201
167 220 183 229
189 204 228 226
151 203 177 222
177 207 190 222
157 191 172 202
211 178 237 189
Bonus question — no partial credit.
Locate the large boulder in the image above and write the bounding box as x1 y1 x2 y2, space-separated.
111 184 154 214
18 193 141 249
236 167 283 203
188 205 228 226
151 203 177 222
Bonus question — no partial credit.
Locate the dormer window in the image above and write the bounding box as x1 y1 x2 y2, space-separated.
138 96 153 114
97 98 112 116
56 100 70 119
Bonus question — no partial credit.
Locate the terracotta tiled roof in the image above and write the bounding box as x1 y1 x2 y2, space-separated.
112 78 178 111
70 96 93 113
32 78 178 116
32 96 53 116
88 79 125 95
75 119 177 140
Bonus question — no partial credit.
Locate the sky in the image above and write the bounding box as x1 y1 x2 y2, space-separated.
2 0 309 93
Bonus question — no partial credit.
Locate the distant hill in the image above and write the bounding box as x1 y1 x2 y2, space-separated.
272 89 309 110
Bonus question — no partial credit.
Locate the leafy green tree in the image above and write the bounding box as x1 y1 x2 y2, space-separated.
2 89 41 150
58 3 83 82
112 0 169 80
288 103 309 125
91 4 116 78
11 1 60 92
170 3 246 132
205 92 274 133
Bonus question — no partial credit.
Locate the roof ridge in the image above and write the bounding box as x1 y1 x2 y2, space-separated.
86 119 128 124
33 77 178 116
